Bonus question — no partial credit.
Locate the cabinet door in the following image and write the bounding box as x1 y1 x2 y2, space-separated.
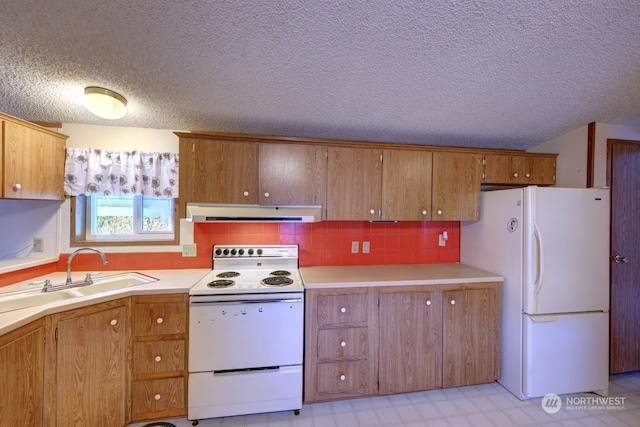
382 150 432 220
50 300 129 426
179 137 258 206
531 156 556 185
442 286 500 388
327 146 382 220
3 120 66 200
483 153 556 185
259 143 327 206
378 288 441 394
0 320 44 426
432 152 481 221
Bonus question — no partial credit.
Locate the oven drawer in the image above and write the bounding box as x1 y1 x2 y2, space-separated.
317 327 368 360
133 340 185 375
134 300 187 337
132 377 186 418
316 360 370 398
316 294 368 326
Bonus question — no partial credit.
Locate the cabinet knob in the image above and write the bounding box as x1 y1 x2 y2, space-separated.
12 183 21 192
369 209 375 214
437 210 443 215
339 374 346 381
340 341 347 347
340 307 347 313
154 355 162 362
264 192 270 198
513 172 518 177
422 210 427 215
425 300 431 306
243 191 249 197
109 319 118 326
154 394 161 401
450 299 456 305
525 173 531 178
156 317 164 324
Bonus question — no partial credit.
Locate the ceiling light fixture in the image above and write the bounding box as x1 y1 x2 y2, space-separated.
83 86 127 119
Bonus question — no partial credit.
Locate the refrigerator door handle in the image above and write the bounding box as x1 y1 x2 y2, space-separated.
532 220 544 297
529 314 557 323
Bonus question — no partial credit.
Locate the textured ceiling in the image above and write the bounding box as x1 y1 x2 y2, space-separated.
1 0 639 150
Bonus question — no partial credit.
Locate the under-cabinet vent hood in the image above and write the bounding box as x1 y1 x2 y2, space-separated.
186 203 323 223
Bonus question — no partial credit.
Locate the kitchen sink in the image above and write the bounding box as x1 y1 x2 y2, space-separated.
0 272 158 314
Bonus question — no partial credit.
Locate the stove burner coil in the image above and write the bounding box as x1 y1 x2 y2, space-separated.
261 276 294 287
216 271 240 278
207 279 235 288
269 270 291 276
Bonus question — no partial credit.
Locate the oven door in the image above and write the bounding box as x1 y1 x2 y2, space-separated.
189 293 304 372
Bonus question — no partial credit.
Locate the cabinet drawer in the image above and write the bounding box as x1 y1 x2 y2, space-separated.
132 377 186 417
317 294 368 326
316 360 369 397
134 302 187 336
133 340 185 375
317 327 368 360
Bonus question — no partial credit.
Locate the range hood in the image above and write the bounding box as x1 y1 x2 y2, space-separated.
186 203 323 223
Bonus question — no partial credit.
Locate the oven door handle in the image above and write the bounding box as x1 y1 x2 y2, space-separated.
190 298 302 305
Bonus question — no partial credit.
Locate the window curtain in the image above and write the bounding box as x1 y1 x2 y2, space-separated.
64 148 179 198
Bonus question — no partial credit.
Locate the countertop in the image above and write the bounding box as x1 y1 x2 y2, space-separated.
0 268 210 335
300 263 503 289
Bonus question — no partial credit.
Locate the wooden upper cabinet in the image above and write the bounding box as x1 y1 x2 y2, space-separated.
327 146 382 220
179 137 258 206
1 115 67 200
382 150 432 221
483 153 556 185
259 143 327 207
432 152 482 221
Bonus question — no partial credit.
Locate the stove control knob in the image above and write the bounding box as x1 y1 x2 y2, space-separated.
257 248 263 256
215 249 222 256
223 249 230 255
238 249 245 255
231 249 237 255
248 249 254 255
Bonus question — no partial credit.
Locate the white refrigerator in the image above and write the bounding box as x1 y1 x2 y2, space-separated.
460 186 610 399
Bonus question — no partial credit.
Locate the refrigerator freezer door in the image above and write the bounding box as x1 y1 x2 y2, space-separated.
523 312 609 398
523 187 609 314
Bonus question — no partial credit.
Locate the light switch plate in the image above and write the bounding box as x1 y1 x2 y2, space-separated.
182 243 197 257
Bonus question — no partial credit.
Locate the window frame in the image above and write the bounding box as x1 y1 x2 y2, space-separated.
70 195 180 247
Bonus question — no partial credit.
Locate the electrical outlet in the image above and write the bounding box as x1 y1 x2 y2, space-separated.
351 241 359 254
362 241 370 254
182 243 197 257
438 234 447 247
33 237 44 253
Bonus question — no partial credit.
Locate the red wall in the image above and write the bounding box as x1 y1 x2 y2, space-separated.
0 221 460 287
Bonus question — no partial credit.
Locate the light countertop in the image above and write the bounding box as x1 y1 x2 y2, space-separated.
300 263 503 289
0 269 210 335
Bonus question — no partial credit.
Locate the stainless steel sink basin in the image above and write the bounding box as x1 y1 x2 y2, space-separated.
0 272 158 314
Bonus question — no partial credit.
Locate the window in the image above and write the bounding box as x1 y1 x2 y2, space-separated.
71 195 178 246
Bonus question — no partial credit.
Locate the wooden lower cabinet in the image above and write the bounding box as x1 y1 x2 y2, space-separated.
0 319 44 426
131 293 188 421
305 282 501 403
379 287 441 394
44 298 130 427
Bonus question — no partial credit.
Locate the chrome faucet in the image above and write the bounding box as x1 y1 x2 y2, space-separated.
66 247 108 286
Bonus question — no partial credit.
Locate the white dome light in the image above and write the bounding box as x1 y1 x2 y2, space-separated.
83 86 127 119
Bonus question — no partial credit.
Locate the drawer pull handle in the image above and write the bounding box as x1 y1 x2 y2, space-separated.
264 192 270 198
422 210 427 215
340 307 347 313
243 191 249 197
13 183 22 192
154 394 161 401
109 319 118 326
450 299 456 305
340 341 347 347
369 209 375 214
525 173 531 178
154 355 162 362
513 172 518 177
437 209 443 215
425 300 431 306
339 374 346 381
156 317 164 324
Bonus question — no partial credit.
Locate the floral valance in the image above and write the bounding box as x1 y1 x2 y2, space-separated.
64 148 179 198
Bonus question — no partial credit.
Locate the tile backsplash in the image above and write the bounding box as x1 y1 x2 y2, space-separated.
0 221 459 287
